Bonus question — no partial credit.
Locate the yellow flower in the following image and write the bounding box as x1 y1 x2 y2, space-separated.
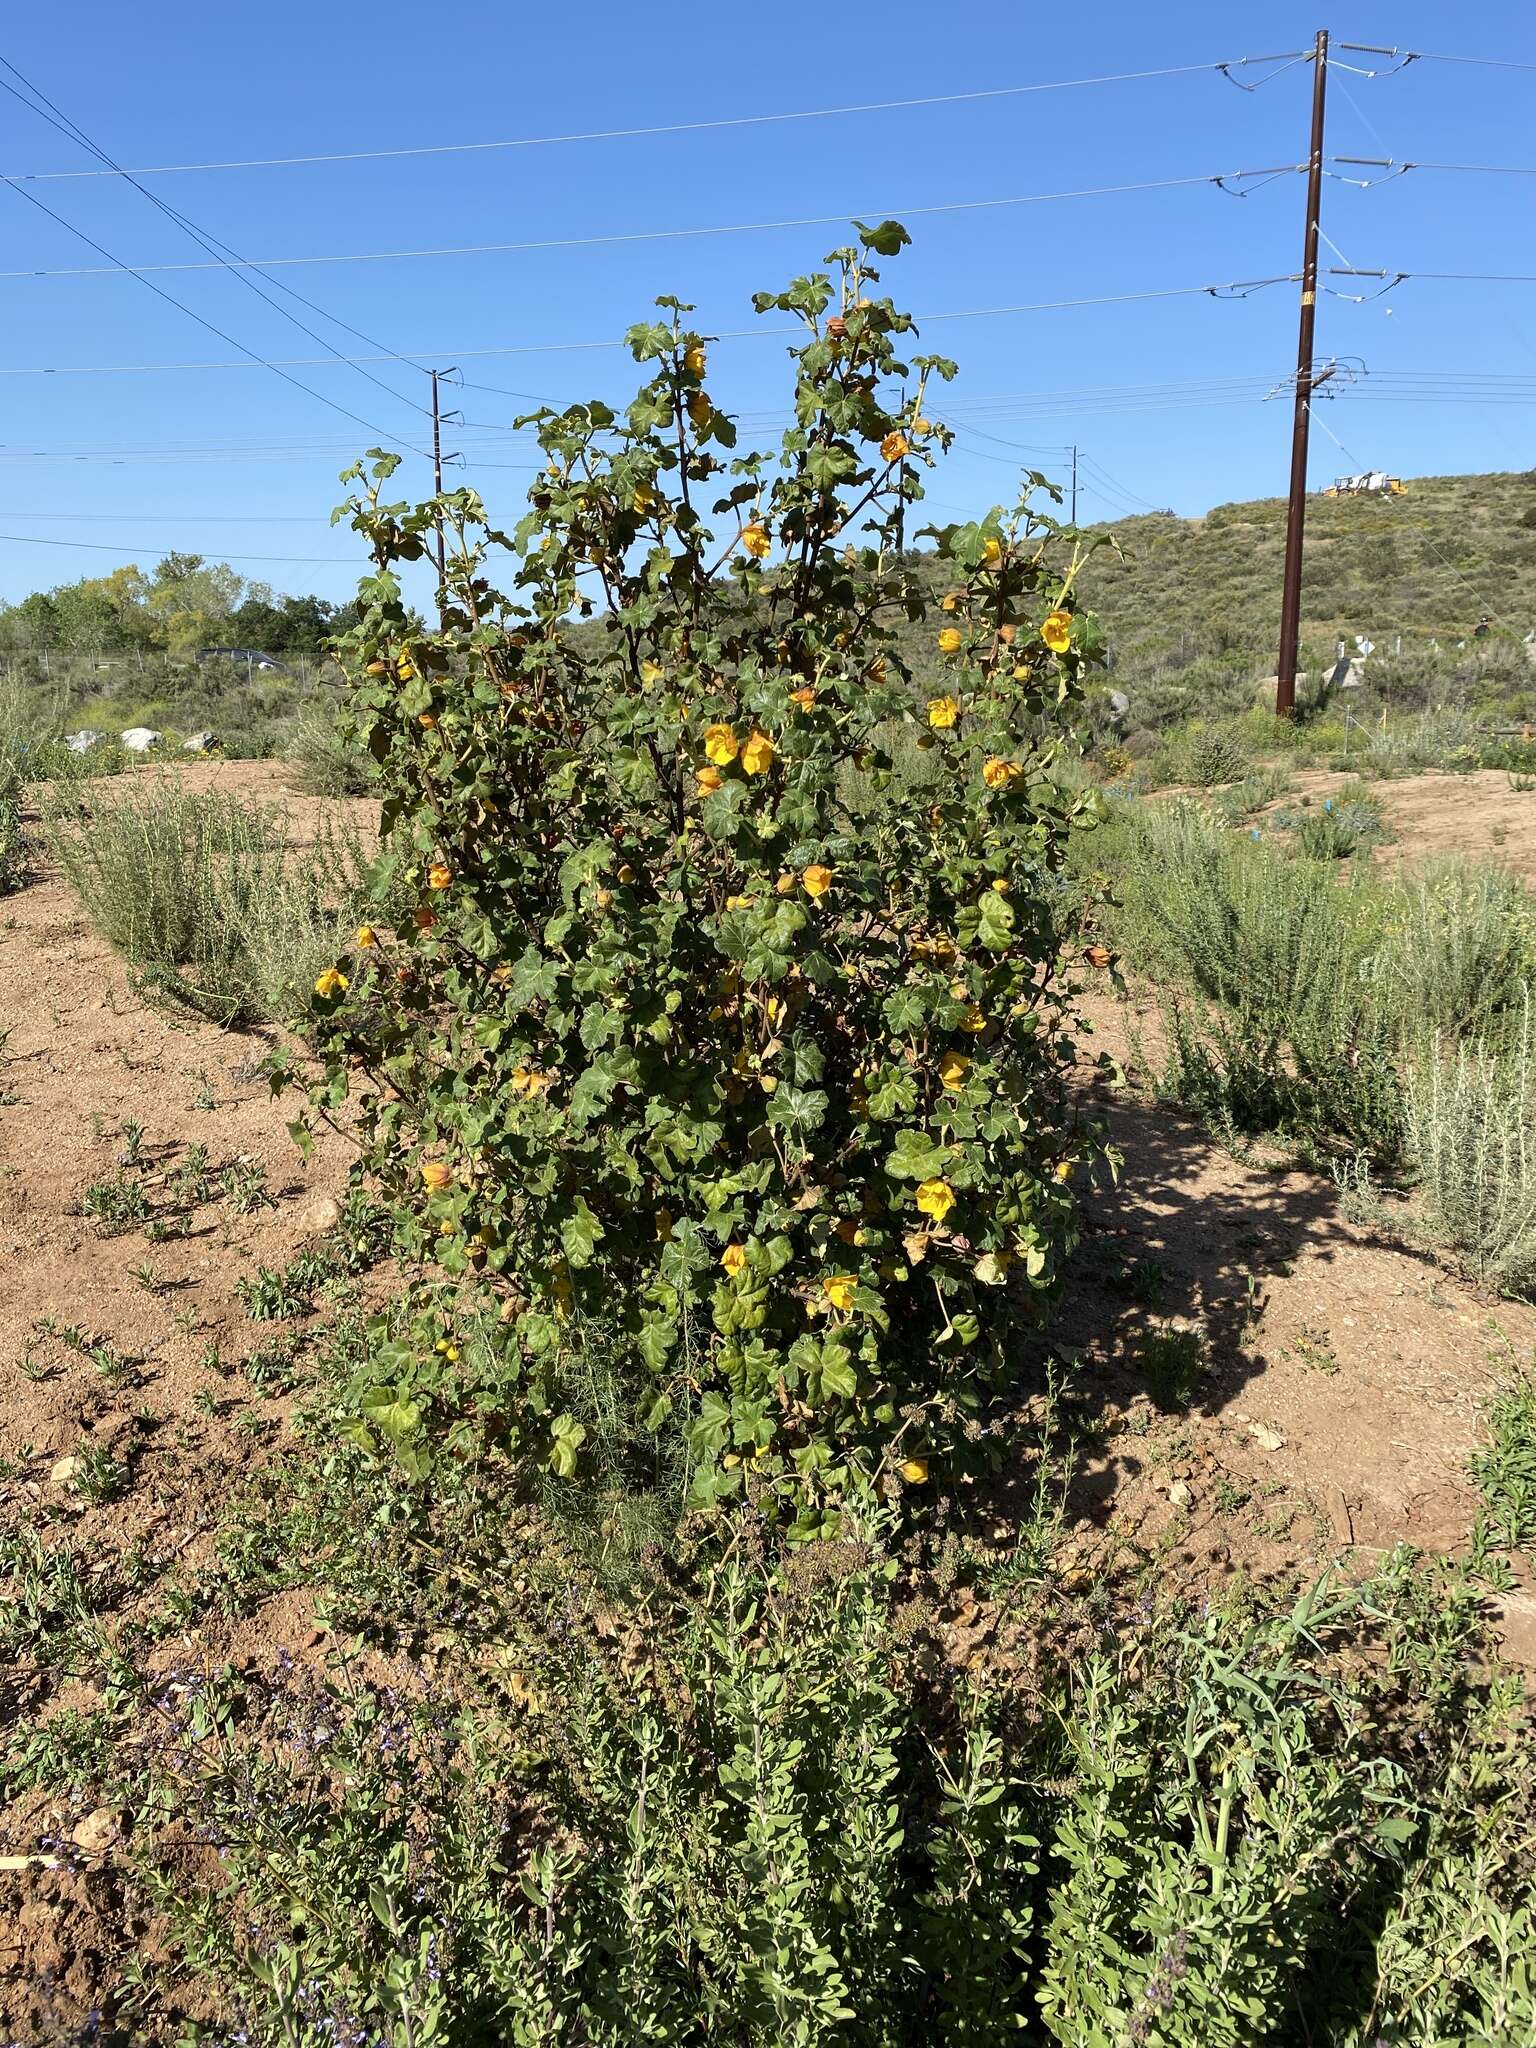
899 1456 929 1484
741 727 776 775
722 1243 747 1277
396 656 416 683
687 390 711 428
703 723 739 766
640 658 665 684
915 1178 956 1223
420 1160 453 1191
1041 609 1072 653
354 925 377 950
776 871 796 894
912 415 933 434
1054 1158 1075 1182
983 757 1023 790
802 863 833 900
938 1050 971 1092
927 695 960 730
685 343 707 378
632 485 656 516
940 592 960 613
696 764 724 795
313 966 348 999
427 863 452 890
937 627 963 655
741 522 772 560
824 1274 857 1312
418 712 437 729
981 536 1003 567
789 685 817 710
1013 663 1034 683
880 429 909 461
960 1005 987 1033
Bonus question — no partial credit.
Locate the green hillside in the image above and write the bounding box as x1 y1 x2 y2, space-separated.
890 467 1536 732
1077 467 1536 652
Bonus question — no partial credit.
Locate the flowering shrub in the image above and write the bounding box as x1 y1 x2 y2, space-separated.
310 225 1106 1528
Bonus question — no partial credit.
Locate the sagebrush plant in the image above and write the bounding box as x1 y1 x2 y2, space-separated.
304 225 1108 1529
1405 987 1536 1296
1099 801 1404 1159
46 777 381 1028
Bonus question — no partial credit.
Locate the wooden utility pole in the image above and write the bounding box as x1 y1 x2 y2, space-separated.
1070 444 1079 525
1275 27 1330 718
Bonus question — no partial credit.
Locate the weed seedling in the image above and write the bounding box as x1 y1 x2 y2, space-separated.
82 1173 150 1234
1290 1324 1340 1376
74 1445 129 1505
1136 1322 1207 1412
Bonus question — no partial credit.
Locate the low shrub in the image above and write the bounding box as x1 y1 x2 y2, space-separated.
1104 802 1403 1159
1181 723 1249 787
0 792 22 895
1470 1371 1536 1554
289 703 377 796
1403 989 1536 1296
45 778 380 1027
1377 863 1536 1043
110 1534 1535 2048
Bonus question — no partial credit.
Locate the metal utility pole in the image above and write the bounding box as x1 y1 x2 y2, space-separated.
1070 445 1079 525
1275 28 1330 718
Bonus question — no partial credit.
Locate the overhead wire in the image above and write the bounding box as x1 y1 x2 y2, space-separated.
0 275 1305 379
0 167 1306 280
0 53 1313 182
1334 43 1536 76
0 58 436 435
0 531 357 565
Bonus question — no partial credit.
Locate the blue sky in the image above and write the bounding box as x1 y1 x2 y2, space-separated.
1 0 1533 609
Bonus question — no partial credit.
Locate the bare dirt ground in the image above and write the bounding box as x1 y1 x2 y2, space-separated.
1056 1001 1536 1665
0 759 1529 1629
2 757 1535 2023
1277 764 1536 885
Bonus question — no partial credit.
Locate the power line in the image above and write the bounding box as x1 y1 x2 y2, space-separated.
1076 452 1166 512
0 275 1304 379
4 511 340 523
2 175 424 447
0 58 434 433
0 531 355 565
1334 42 1536 76
0 54 1313 183
0 168 1306 281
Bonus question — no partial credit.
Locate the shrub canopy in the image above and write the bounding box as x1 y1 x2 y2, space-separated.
310 226 1107 1532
